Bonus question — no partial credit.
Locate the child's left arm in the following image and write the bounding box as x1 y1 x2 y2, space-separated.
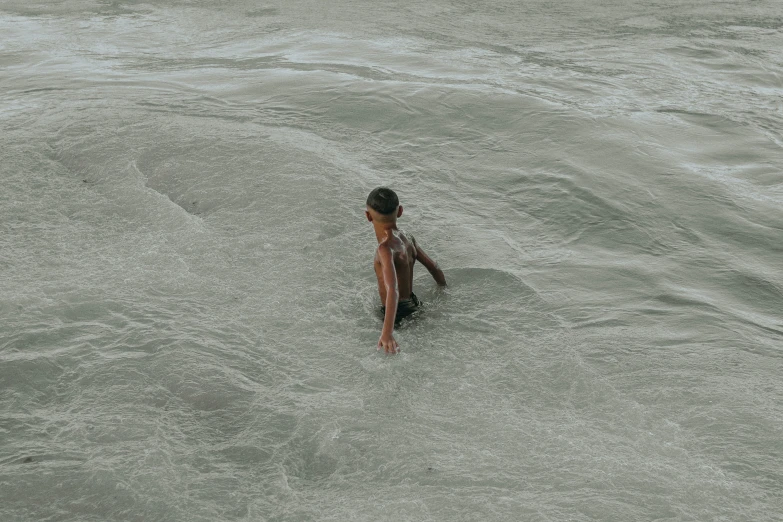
377 245 399 354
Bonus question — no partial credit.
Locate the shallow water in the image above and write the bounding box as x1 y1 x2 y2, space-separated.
2 1 782 520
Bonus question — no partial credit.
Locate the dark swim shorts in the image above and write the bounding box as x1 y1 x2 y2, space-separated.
380 292 421 324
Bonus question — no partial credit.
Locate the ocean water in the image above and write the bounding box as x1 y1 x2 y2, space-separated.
1 0 782 520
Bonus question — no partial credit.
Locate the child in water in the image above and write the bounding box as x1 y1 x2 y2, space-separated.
365 187 447 353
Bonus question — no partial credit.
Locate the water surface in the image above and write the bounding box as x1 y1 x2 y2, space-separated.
1 1 782 520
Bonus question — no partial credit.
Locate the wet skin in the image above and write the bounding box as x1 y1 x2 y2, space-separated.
366 205 446 354
373 229 416 303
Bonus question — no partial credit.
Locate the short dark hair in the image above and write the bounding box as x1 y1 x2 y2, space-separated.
366 187 399 215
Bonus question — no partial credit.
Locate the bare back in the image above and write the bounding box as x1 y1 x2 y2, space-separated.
374 230 416 301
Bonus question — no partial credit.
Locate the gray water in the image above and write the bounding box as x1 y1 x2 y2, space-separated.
2 1 782 520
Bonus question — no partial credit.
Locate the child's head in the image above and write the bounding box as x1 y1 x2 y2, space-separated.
366 187 403 223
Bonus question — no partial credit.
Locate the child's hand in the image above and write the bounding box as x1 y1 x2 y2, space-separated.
377 333 399 354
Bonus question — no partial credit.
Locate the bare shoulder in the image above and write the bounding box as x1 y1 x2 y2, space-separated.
375 241 394 261
398 229 417 247
397 229 417 255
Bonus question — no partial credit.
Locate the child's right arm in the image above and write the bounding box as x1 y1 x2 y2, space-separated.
413 238 446 286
